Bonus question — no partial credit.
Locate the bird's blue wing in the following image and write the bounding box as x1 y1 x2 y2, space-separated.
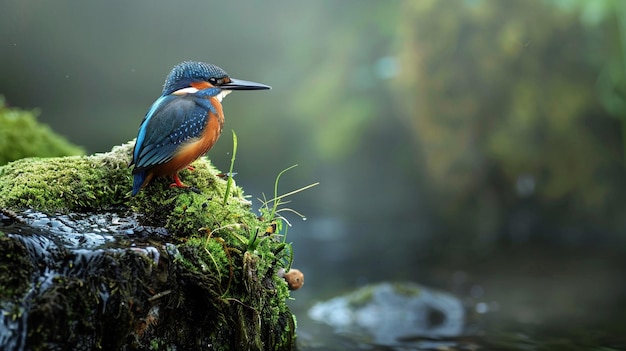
131 94 215 173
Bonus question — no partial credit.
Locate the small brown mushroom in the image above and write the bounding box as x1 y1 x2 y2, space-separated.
278 268 304 290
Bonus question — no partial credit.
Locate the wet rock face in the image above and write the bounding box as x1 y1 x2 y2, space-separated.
0 210 163 351
0 208 296 351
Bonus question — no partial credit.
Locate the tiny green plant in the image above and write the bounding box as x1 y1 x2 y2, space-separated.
256 165 319 270
208 131 318 273
260 165 319 228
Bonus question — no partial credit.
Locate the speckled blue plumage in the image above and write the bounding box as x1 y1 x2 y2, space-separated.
133 95 215 168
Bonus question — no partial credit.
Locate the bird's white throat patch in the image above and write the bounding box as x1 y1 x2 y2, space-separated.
172 87 232 102
172 87 199 95
215 90 231 102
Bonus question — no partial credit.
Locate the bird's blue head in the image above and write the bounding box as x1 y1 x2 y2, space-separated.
162 61 270 96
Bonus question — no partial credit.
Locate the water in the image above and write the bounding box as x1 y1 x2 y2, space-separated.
287 217 626 350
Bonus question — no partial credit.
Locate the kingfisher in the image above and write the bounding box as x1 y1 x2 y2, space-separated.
130 61 270 196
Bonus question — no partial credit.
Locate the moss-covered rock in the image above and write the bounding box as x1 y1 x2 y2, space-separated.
0 97 84 165
0 141 297 350
0 144 129 211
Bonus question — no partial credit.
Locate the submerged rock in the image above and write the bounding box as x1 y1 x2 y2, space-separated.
0 142 297 350
308 282 466 348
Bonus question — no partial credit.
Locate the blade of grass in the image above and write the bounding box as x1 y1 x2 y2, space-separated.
270 164 298 219
222 130 238 206
268 182 320 219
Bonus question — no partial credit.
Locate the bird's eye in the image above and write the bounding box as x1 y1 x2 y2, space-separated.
208 77 218 85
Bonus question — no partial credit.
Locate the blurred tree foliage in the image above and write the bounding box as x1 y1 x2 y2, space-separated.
290 0 626 243
392 0 626 241
555 0 626 152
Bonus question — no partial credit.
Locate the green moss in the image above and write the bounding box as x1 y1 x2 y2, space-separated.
392 282 422 296
348 284 375 307
0 144 130 211
0 97 84 166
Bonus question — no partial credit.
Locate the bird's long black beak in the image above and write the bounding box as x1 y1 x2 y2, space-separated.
221 78 271 90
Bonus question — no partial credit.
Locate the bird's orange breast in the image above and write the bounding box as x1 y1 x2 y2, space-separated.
148 96 224 177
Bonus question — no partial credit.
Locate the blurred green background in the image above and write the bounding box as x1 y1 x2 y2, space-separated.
2 0 626 347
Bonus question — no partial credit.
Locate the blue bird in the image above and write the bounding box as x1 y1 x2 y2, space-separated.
130 61 270 196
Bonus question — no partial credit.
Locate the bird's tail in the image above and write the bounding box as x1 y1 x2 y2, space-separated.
132 171 147 196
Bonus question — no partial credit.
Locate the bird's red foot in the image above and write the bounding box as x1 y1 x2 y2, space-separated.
186 165 195 172
169 174 189 189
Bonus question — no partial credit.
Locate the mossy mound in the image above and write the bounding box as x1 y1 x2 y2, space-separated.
0 97 84 166
0 142 297 350
0 144 130 211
